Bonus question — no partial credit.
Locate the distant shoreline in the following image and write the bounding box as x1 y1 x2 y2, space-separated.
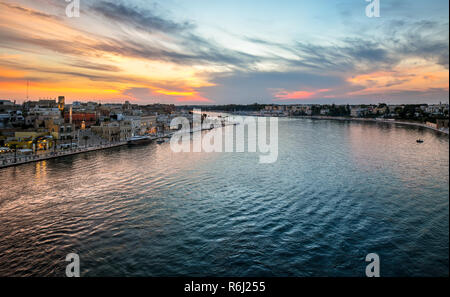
293 115 450 135
218 112 449 136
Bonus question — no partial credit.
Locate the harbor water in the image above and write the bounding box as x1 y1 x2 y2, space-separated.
0 118 448 276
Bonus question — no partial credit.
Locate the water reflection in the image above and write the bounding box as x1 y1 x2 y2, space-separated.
0 119 448 277
35 160 47 180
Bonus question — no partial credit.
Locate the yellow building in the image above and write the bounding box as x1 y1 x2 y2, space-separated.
8 131 55 150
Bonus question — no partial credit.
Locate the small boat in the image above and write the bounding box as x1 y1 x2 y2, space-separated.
127 136 152 145
416 139 424 143
156 139 165 144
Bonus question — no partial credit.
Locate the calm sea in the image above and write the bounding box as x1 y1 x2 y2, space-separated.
0 118 448 276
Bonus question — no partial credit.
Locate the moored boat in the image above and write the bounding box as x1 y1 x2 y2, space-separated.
127 135 152 145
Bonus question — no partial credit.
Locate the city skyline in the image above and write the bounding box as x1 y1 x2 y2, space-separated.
0 0 449 105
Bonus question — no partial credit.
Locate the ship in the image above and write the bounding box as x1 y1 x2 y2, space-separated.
127 135 153 145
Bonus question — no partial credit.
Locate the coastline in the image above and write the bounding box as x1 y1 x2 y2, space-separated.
1 116 447 170
0 124 231 170
294 116 450 136
0 142 127 169
221 111 450 136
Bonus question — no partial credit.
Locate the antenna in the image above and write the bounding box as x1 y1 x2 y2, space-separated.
26 80 29 100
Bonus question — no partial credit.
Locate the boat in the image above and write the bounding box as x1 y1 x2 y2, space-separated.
156 139 165 144
127 135 152 145
416 139 424 143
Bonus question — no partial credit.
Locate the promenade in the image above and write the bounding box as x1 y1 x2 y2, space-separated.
0 124 231 170
0 142 127 169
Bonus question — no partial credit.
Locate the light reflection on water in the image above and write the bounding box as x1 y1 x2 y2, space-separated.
0 118 448 276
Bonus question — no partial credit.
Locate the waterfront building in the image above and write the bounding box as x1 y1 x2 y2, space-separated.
120 120 133 141
45 118 77 143
140 115 158 135
7 130 55 150
91 122 121 142
124 116 142 136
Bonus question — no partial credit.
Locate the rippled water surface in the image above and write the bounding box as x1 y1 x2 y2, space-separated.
0 118 448 276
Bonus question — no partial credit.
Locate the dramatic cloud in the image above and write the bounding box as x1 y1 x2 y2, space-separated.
91 1 194 33
0 0 448 104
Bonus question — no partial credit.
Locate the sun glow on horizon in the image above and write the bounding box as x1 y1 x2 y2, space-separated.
0 0 448 104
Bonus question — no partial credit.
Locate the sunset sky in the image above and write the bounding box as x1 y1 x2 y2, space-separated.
0 0 448 105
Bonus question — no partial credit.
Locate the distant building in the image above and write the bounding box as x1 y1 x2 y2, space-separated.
350 106 362 117
0 100 19 113
320 109 330 116
374 106 388 115
0 100 14 112
37 99 57 108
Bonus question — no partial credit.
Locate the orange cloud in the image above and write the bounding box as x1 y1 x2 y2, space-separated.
123 86 212 103
273 88 330 100
347 58 449 96
154 88 212 103
0 2 216 104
